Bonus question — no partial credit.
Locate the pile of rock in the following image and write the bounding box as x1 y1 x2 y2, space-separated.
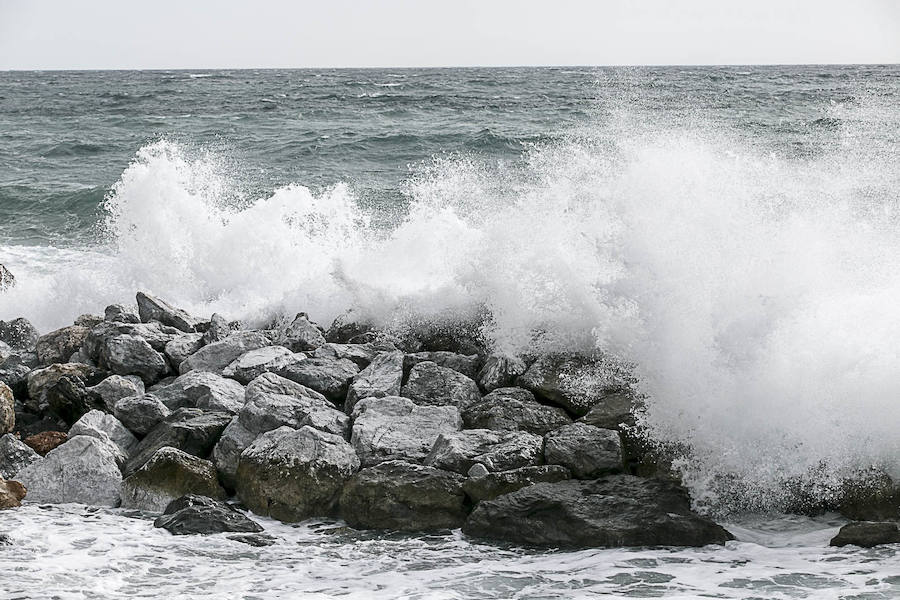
0 291 739 548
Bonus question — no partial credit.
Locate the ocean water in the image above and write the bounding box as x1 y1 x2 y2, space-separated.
1 66 900 598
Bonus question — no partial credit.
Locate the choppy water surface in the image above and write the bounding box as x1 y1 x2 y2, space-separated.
0 504 897 599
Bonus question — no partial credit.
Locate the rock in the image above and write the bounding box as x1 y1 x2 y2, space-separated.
121 447 225 513
45 375 105 426
68 348 95 365
113 394 171 436
69 410 138 457
102 334 168 384
0 434 41 479
164 333 204 366
227 533 276 546
424 429 544 475
404 352 481 380
212 373 349 489
462 387 571 435
136 291 198 333
15 435 123 506
179 331 270 375
236 426 359 522
345 351 404 412
579 391 638 430
152 371 245 414
463 475 734 548
0 382 13 434
477 353 527 392
83 321 180 363
74 314 103 329
89 375 145 412
221 346 298 385
36 325 90 366
126 408 232 474
0 264 14 291
544 423 623 479
202 313 232 345
518 354 631 417
350 396 462 467
400 361 481 408
273 356 359 404
104 304 141 324
0 476 26 509
154 494 263 535
463 465 571 502
830 521 900 547
0 350 37 398
26 362 100 412
325 311 373 344
23 431 68 455
839 473 900 521
340 460 467 531
0 318 38 350
278 313 326 352
312 343 377 368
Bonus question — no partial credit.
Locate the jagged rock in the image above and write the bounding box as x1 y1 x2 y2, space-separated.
0 476 26 509
544 423 623 479
477 353 527 392
202 313 231 345
222 346 298 385
15 435 123 506
102 334 168 384
350 396 462 467
136 291 198 333
0 318 38 350
579 391 637 430
312 343 377 368
462 387 571 435
400 361 481 408
0 350 36 398
113 394 171 436
121 447 225 513
0 433 41 479
463 475 734 548
325 312 373 344
152 371 245 414
89 375 145 412
345 351 404 412
23 431 68 455
26 362 100 412
69 410 138 457
404 352 481 380
83 321 180 363
154 494 263 535
463 465 571 502
0 382 13 434
518 354 631 417
164 333 204 366
179 331 270 375
126 408 232 474
213 373 349 489
104 304 141 324
340 460 467 531
36 325 90 366
830 521 900 547
425 429 543 475
273 356 359 403
45 376 105 426
0 264 14 292
278 313 326 352
236 426 359 522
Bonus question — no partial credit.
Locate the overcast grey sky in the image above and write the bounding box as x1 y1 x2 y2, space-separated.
1 0 898 70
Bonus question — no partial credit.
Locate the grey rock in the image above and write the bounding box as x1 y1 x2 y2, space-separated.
136 291 198 333
462 387 571 435
36 326 90 366
350 396 461 467
404 351 481 380
324 311 373 344
0 264 14 291
273 356 359 403
179 331 270 375
102 334 168 383
477 353 527 392
221 346 298 384
45 375 108 427
121 447 225 513
0 382 13 434
113 394 171 436
544 423 623 479
312 343 378 368
126 408 232 474
83 321 180 361
0 433 41 479
69 409 138 457
236 425 359 522
579 391 638 430
400 361 481 408
74 314 103 329
68 348 95 365
340 460 467 531
152 371 245 414
89 375 145 412
463 465 571 502
154 494 263 535
26 363 99 413
425 429 543 475
164 333 204 366
830 521 900 547
0 318 39 350
277 313 326 352
104 304 141 324
0 350 36 398
345 351 404 412
518 354 631 417
202 313 232 345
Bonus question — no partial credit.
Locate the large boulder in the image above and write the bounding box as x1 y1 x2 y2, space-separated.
25 363 100 413
0 433 41 479
324 311 373 344
15 435 123 506
579 391 638 430
463 465 571 503
544 423 623 479
102 334 168 384
477 353 527 392
400 361 481 408
344 351 404 412
462 387 571 435
517 354 631 417
830 521 900 548
0 476 26 509
221 346 298 385
273 356 359 404
212 373 349 489
0 381 13 434
404 352 481 380
312 343 377 368
179 331 270 375
424 429 543 475
69 410 138 458
235 426 359 522
125 408 232 474
0 350 37 397
163 333 204 366
44 375 105 426
350 396 462 467
104 304 141 324
136 291 198 333
36 325 90 366
201 313 232 345
340 460 468 531
154 494 264 535
277 313 326 352
463 475 734 548
113 394 171 436
83 321 180 362
89 375 144 412
0 318 39 350
152 371 245 414
121 447 225 513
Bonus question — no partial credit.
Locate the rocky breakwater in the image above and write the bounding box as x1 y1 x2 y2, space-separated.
0 291 739 548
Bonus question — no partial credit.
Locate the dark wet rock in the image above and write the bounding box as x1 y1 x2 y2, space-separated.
122 447 226 513
45 376 105 426
345 351 404 412
125 408 232 474
154 494 263 535
0 265 14 292
400 361 481 408
579 390 638 430
425 429 543 475
312 343 378 369
0 476 26 509
0 433 41 479
544 423 623 479
136 291 198 333
0 382 13 434
227 533 276 546
463 475 734 548
273 356 359 404
104 304 141 324
340 460 468 531
36 326 90 366
201 313 232 345
89 375 145 412
113 394 171 436
839 473 900 522
830 521 900 547
0 318 39 351
11 411 64 440
518 354 631 417
477 353 527 392
163 333 204 367
26 362 100 413
0 350 37 398
462 387 571 435
221 346 298 385
350 396 461 467
101 334 168 384
404 352 481 380
463 465 571 502
69 409 138 457
23 430 68 455
236 425 359 522
179 331 270 375
152 371 245 414
277 313 326 352
325 312 374 344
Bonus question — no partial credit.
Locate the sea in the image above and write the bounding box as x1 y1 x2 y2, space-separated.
0 65 899 598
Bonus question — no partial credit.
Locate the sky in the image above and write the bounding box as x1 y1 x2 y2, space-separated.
0 0 898 70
